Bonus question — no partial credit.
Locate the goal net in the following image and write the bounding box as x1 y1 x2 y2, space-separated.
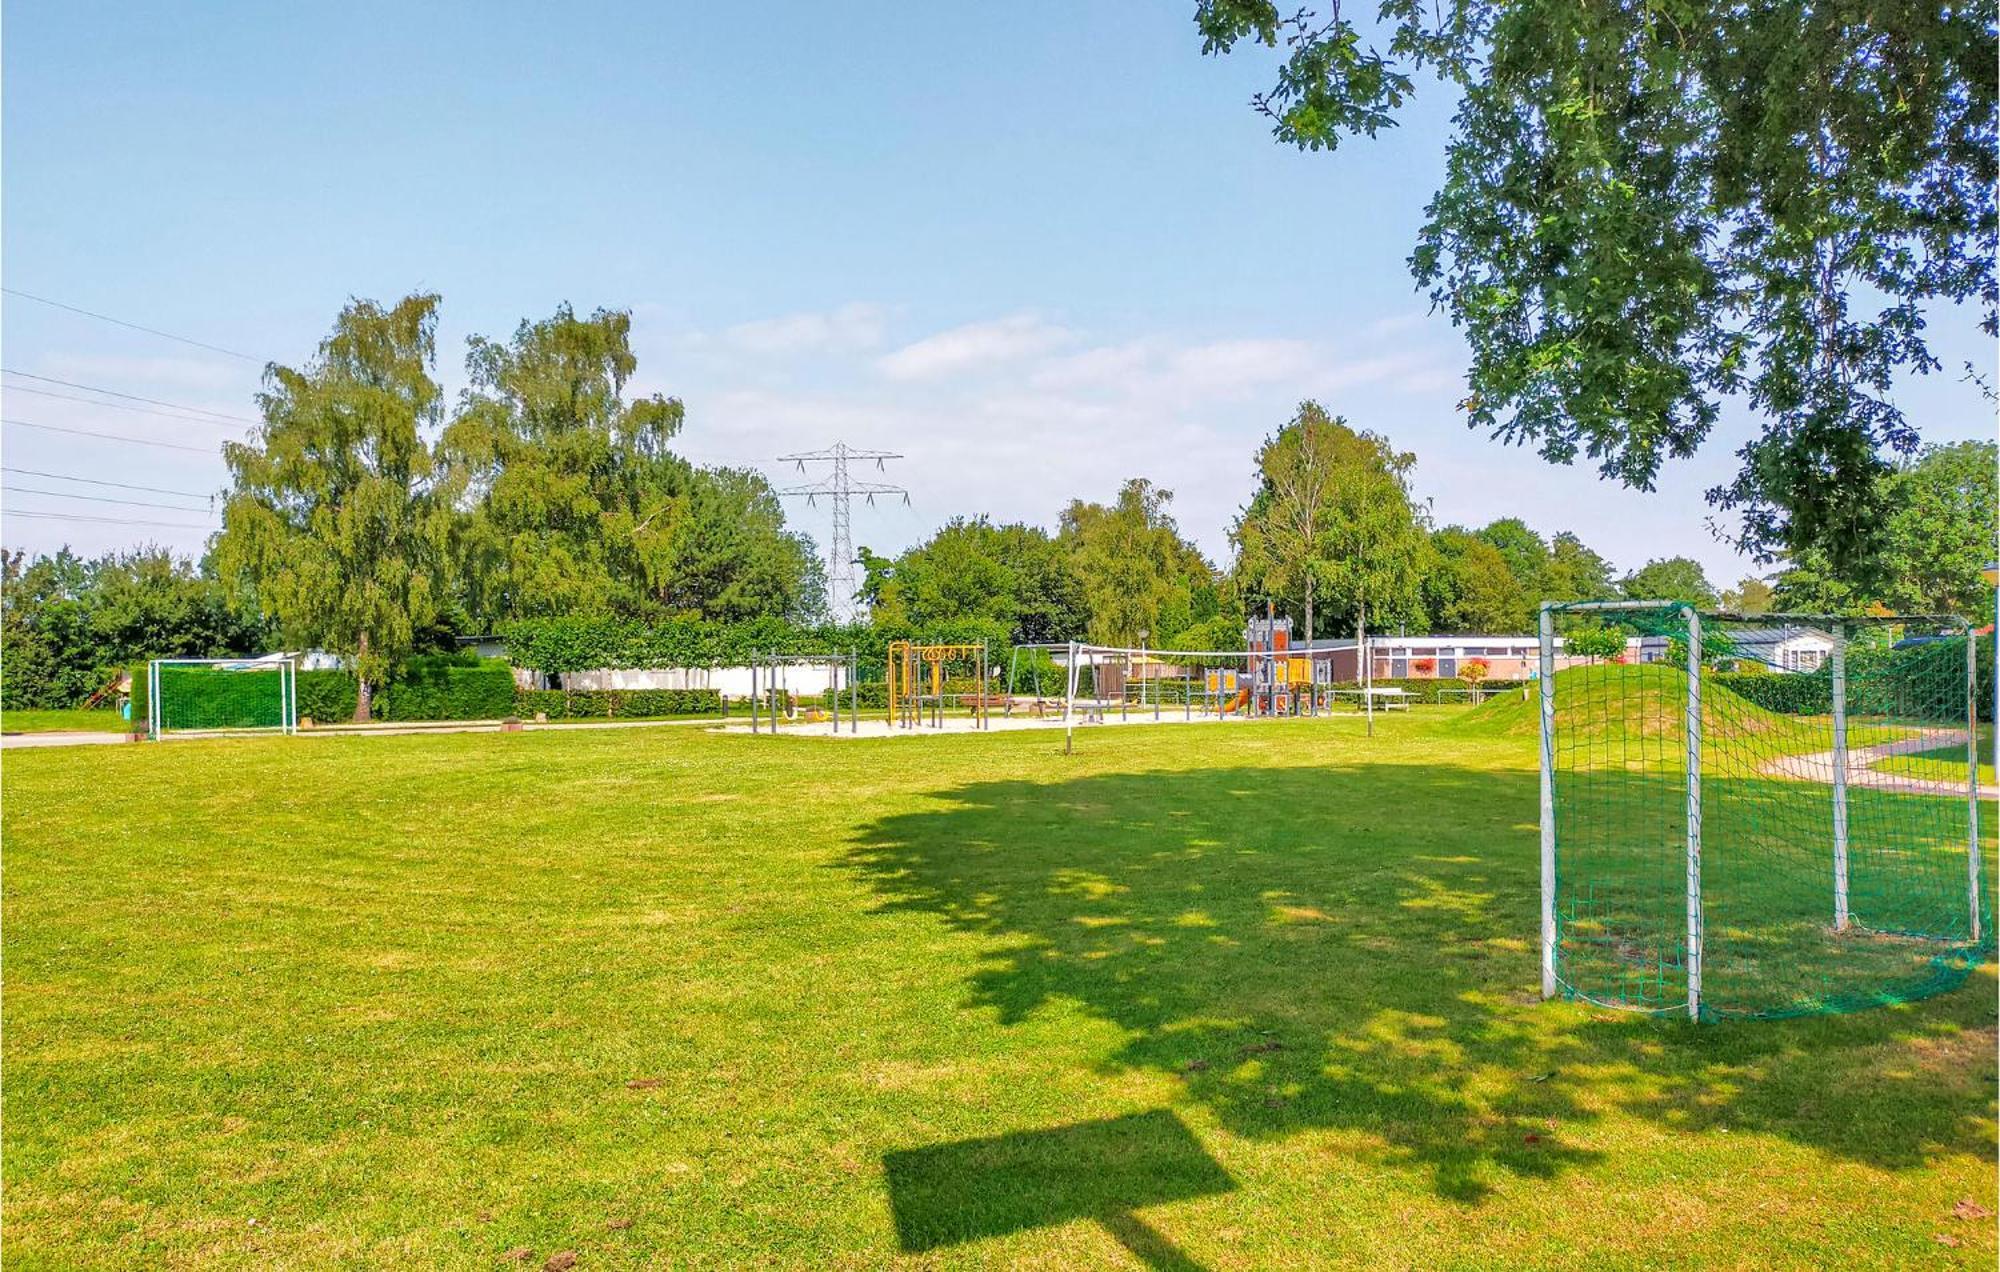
1539 602 1989 1021
147 659 298 738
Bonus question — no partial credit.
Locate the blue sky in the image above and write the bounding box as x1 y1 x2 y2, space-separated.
4 1 1992 592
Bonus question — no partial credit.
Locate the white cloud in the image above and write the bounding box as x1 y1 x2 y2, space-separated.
876 313 1073 381
1163 338 1317 398
722 303 888 355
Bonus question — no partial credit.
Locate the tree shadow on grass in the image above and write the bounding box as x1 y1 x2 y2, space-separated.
845 761 1995 1203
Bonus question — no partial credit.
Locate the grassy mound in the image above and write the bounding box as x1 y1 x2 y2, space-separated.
1455 661 1789 740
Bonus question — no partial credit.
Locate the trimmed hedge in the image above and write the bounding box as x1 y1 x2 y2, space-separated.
516 688 724 720
380 655 516 722
297 669 359 723
1714 671 1832 715
499 615 1008 676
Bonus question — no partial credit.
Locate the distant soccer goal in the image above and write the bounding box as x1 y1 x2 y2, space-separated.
1538 601 1988 1021
147 659 298 739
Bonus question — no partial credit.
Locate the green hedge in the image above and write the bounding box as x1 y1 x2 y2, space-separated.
296 669 359 722
499 615 1008 675
1714 637 1993 721
380 656 516 722
516 688 725 720
1714 671 1832 715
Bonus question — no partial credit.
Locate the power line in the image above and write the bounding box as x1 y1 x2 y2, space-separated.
1 287 266 362
5 484 215 513
2 465 216 500
1 370 259 425
3 509 216 530
2 417 217 454
0 382 248 428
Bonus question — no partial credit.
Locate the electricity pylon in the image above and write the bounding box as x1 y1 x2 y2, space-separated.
776 442 908 623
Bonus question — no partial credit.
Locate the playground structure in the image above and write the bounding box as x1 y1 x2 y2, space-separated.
747 651 861 735
886 640 991 730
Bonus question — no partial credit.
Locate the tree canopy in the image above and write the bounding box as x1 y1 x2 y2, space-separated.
1775 440 1998 618
1059 479 1218 646
1621 556 1719 606
442 304 821 627
213 293 454 718
1231 401 1354 640
1196 0 1997 579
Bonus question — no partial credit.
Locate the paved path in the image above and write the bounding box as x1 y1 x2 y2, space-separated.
1760 729 1995 801
1 716 723 749
0 730 136 749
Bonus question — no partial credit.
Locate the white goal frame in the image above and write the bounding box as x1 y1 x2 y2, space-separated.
147 658 298 739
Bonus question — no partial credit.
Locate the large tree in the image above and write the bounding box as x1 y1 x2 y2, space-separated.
1260 421 1432 731
869 518 1087 643
214 293 452 720
1775 440 1998 618
1196 1 1996 579
1541 532 1618 605
1060 479 1217 646
443 304 818 625
1426 527 1529 631
1231 401 1351 640
1621 556 1718 606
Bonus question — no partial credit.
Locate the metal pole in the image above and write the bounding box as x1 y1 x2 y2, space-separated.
1684 606 1705 1022
1968 627 1984 945
1364 625 1375 737
1539 606 1558 1000
1063 640 1079 755
980 642 989 730
850 652 859 734
750 655 760 735
1831 629 1850 931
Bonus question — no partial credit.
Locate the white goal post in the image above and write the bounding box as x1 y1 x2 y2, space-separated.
147 658 298 739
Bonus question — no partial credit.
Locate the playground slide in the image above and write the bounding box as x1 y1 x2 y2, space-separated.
1226 686 1251 716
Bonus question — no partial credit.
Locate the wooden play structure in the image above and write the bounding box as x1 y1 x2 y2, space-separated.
886 640 991 730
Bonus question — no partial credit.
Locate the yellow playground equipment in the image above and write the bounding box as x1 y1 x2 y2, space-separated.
887 640 991 729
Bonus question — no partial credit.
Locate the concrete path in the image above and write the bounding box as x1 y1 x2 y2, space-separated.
1760 729 1995 801
2 716 724 749
0 730 137 749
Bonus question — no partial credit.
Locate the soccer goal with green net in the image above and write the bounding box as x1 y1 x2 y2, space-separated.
1537 601 1989 1022
147 659 297 739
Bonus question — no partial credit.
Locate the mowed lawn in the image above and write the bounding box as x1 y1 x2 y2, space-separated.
4 714 1995 1269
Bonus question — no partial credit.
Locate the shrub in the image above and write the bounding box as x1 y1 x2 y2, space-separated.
1563 624 1627 660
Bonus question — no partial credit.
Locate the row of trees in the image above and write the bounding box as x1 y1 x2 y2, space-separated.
859 402 1996 655
5 296 1990 712
210 294 822 717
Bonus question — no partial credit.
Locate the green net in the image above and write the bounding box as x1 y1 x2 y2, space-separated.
153 662 293 735
1543 604 1990 1021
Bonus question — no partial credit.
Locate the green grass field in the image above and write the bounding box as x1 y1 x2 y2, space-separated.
4 711 1994 1269
1 708 131 734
